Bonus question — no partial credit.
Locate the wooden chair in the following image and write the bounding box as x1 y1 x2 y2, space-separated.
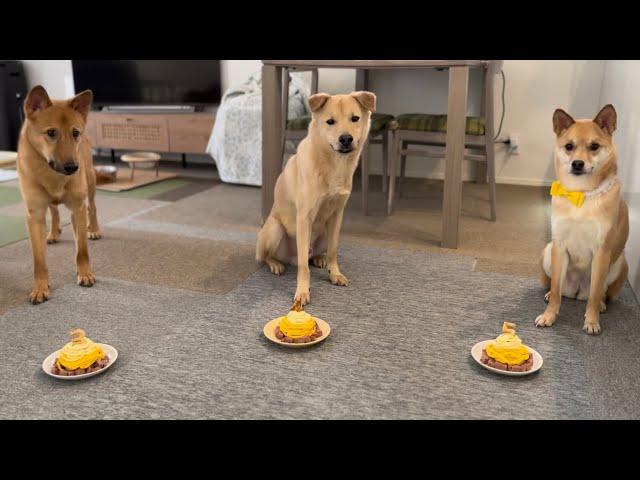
280 67 394 215
386 61 503 220
359 114 394 215
355 69 395 215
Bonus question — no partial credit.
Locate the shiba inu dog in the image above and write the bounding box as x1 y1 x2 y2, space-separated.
536 104 628 335
256 91 376 305
17 85 100 304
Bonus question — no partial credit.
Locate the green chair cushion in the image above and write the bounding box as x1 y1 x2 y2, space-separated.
286 115 311 130
286 113 395 133
370 113 394 133
395 113 485 136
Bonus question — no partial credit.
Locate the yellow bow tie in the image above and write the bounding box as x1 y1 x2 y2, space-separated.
550 181 585 207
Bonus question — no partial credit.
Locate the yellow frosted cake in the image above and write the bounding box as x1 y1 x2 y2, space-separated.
51 329 110 376
480 322 533 372
275 299 322 344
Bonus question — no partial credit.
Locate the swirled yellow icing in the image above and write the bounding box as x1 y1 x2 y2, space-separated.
56 329 106 370
485 322 530 365
279 310 316 338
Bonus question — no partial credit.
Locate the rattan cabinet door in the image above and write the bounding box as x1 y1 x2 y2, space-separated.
93 114 169 151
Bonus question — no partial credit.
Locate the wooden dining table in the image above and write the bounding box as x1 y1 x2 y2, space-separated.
261 60 489 249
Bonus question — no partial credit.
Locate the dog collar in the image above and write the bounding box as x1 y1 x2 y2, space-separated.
550 176 618 207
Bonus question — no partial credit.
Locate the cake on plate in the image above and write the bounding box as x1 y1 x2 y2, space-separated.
275 298 323 344
480 322 533 372
51 329 110 376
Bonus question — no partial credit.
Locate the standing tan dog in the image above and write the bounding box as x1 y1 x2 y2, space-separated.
17 85 101 304
256 91 376 305
535 104 628 335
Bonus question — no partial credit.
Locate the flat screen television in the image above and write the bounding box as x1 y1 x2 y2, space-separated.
72 60 221 108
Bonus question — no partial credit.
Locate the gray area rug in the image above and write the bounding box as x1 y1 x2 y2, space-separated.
1 243 638 419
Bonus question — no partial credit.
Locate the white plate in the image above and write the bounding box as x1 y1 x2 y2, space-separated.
42 343 118 380
471 340 543 376
263 317 330 348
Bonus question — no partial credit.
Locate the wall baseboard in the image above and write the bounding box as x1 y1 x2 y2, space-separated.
495 176 553 187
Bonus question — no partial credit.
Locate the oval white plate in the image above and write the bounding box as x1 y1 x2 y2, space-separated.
471 340 543 376
263 317 330 348
42 343 118 380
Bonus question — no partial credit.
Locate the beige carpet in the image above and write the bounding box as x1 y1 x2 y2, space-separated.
134 177 551 278
344 177 551 277
138 183 263 232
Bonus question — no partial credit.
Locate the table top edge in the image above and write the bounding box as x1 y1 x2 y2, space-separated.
261 60 488 68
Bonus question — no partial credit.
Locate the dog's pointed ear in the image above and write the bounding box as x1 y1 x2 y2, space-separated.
593 104 617 136
552 108 575 136
69 90 93 120
351 91 376 113
24 85 52 118
308 93 331 113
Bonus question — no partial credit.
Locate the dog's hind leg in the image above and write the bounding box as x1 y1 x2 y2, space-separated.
606 255 628 303
86 168 101 240
541 242 551 302
311 233 328 269
46 205 61 244
256 215 286 275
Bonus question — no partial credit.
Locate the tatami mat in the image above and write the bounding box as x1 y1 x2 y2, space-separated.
0 185 23 208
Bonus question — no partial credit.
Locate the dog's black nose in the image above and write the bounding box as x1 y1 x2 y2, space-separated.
571 160 585 172
63 163 78 174
339 134 353 147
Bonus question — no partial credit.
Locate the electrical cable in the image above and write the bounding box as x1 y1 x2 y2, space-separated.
494 70 506 142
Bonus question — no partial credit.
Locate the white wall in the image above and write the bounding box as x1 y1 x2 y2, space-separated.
20 60 606 186
21 60 73 98
599 61 640 195
599 60 640 299
221 60 260 90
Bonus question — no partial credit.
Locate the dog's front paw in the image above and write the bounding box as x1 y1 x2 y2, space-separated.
77 272 95 287
329 272 349 286
294 287 310 305
312 254 327 269
583 312 602 335
535 311 556 327
46 229 61 244
266 258 285 275
29 280 50 304
88 230 102 240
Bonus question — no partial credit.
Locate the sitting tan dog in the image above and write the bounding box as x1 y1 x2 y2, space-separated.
256 91 376 305
536 104 628 335
17 85 100 304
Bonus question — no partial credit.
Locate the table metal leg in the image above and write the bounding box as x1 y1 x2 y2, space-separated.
262 65 283 221
441 66 469 249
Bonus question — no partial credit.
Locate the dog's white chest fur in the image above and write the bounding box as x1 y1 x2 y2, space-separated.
552 215 603 270
552 186 617 268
